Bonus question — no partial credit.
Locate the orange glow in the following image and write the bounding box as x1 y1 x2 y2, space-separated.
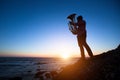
61 53 70 59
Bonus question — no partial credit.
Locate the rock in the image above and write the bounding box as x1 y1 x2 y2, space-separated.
54 44 120 80
9 77 22 80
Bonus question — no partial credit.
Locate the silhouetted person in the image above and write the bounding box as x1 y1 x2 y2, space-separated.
76 16 93 59
67 14 93 59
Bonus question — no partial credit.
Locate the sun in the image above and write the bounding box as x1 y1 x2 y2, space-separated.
61 53 70 59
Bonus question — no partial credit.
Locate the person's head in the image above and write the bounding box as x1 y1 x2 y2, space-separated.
77 16 83 21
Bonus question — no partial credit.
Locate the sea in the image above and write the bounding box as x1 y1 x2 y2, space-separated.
0 57 79 80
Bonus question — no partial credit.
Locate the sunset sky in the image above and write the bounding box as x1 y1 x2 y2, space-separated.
0 0 120 57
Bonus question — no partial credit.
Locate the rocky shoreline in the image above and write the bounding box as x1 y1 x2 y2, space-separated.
54 45 120 80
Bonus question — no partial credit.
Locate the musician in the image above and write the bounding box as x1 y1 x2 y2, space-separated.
70 15 93 59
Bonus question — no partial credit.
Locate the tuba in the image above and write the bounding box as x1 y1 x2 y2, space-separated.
67 13 77 35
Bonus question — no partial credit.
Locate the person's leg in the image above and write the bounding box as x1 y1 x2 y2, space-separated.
79 44 85 59
83 42 93 57
77 36 85 59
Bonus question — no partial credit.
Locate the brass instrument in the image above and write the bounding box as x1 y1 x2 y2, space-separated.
67 13 77 34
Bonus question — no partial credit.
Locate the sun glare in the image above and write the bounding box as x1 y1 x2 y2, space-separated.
61 53 70 59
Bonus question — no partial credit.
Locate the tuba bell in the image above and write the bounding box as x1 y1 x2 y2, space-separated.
67 13 77 35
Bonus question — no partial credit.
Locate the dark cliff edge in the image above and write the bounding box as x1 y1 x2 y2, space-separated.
54 45 120 80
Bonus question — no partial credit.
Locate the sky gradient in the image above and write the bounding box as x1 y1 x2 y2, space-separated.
0 0 120 57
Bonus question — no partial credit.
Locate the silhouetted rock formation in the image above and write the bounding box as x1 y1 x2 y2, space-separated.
9 77 22 80
54 44 120 80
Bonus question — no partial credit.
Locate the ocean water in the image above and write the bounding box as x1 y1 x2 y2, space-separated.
0 57 78 79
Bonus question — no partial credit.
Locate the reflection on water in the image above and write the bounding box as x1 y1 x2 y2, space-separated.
0 57 79 78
